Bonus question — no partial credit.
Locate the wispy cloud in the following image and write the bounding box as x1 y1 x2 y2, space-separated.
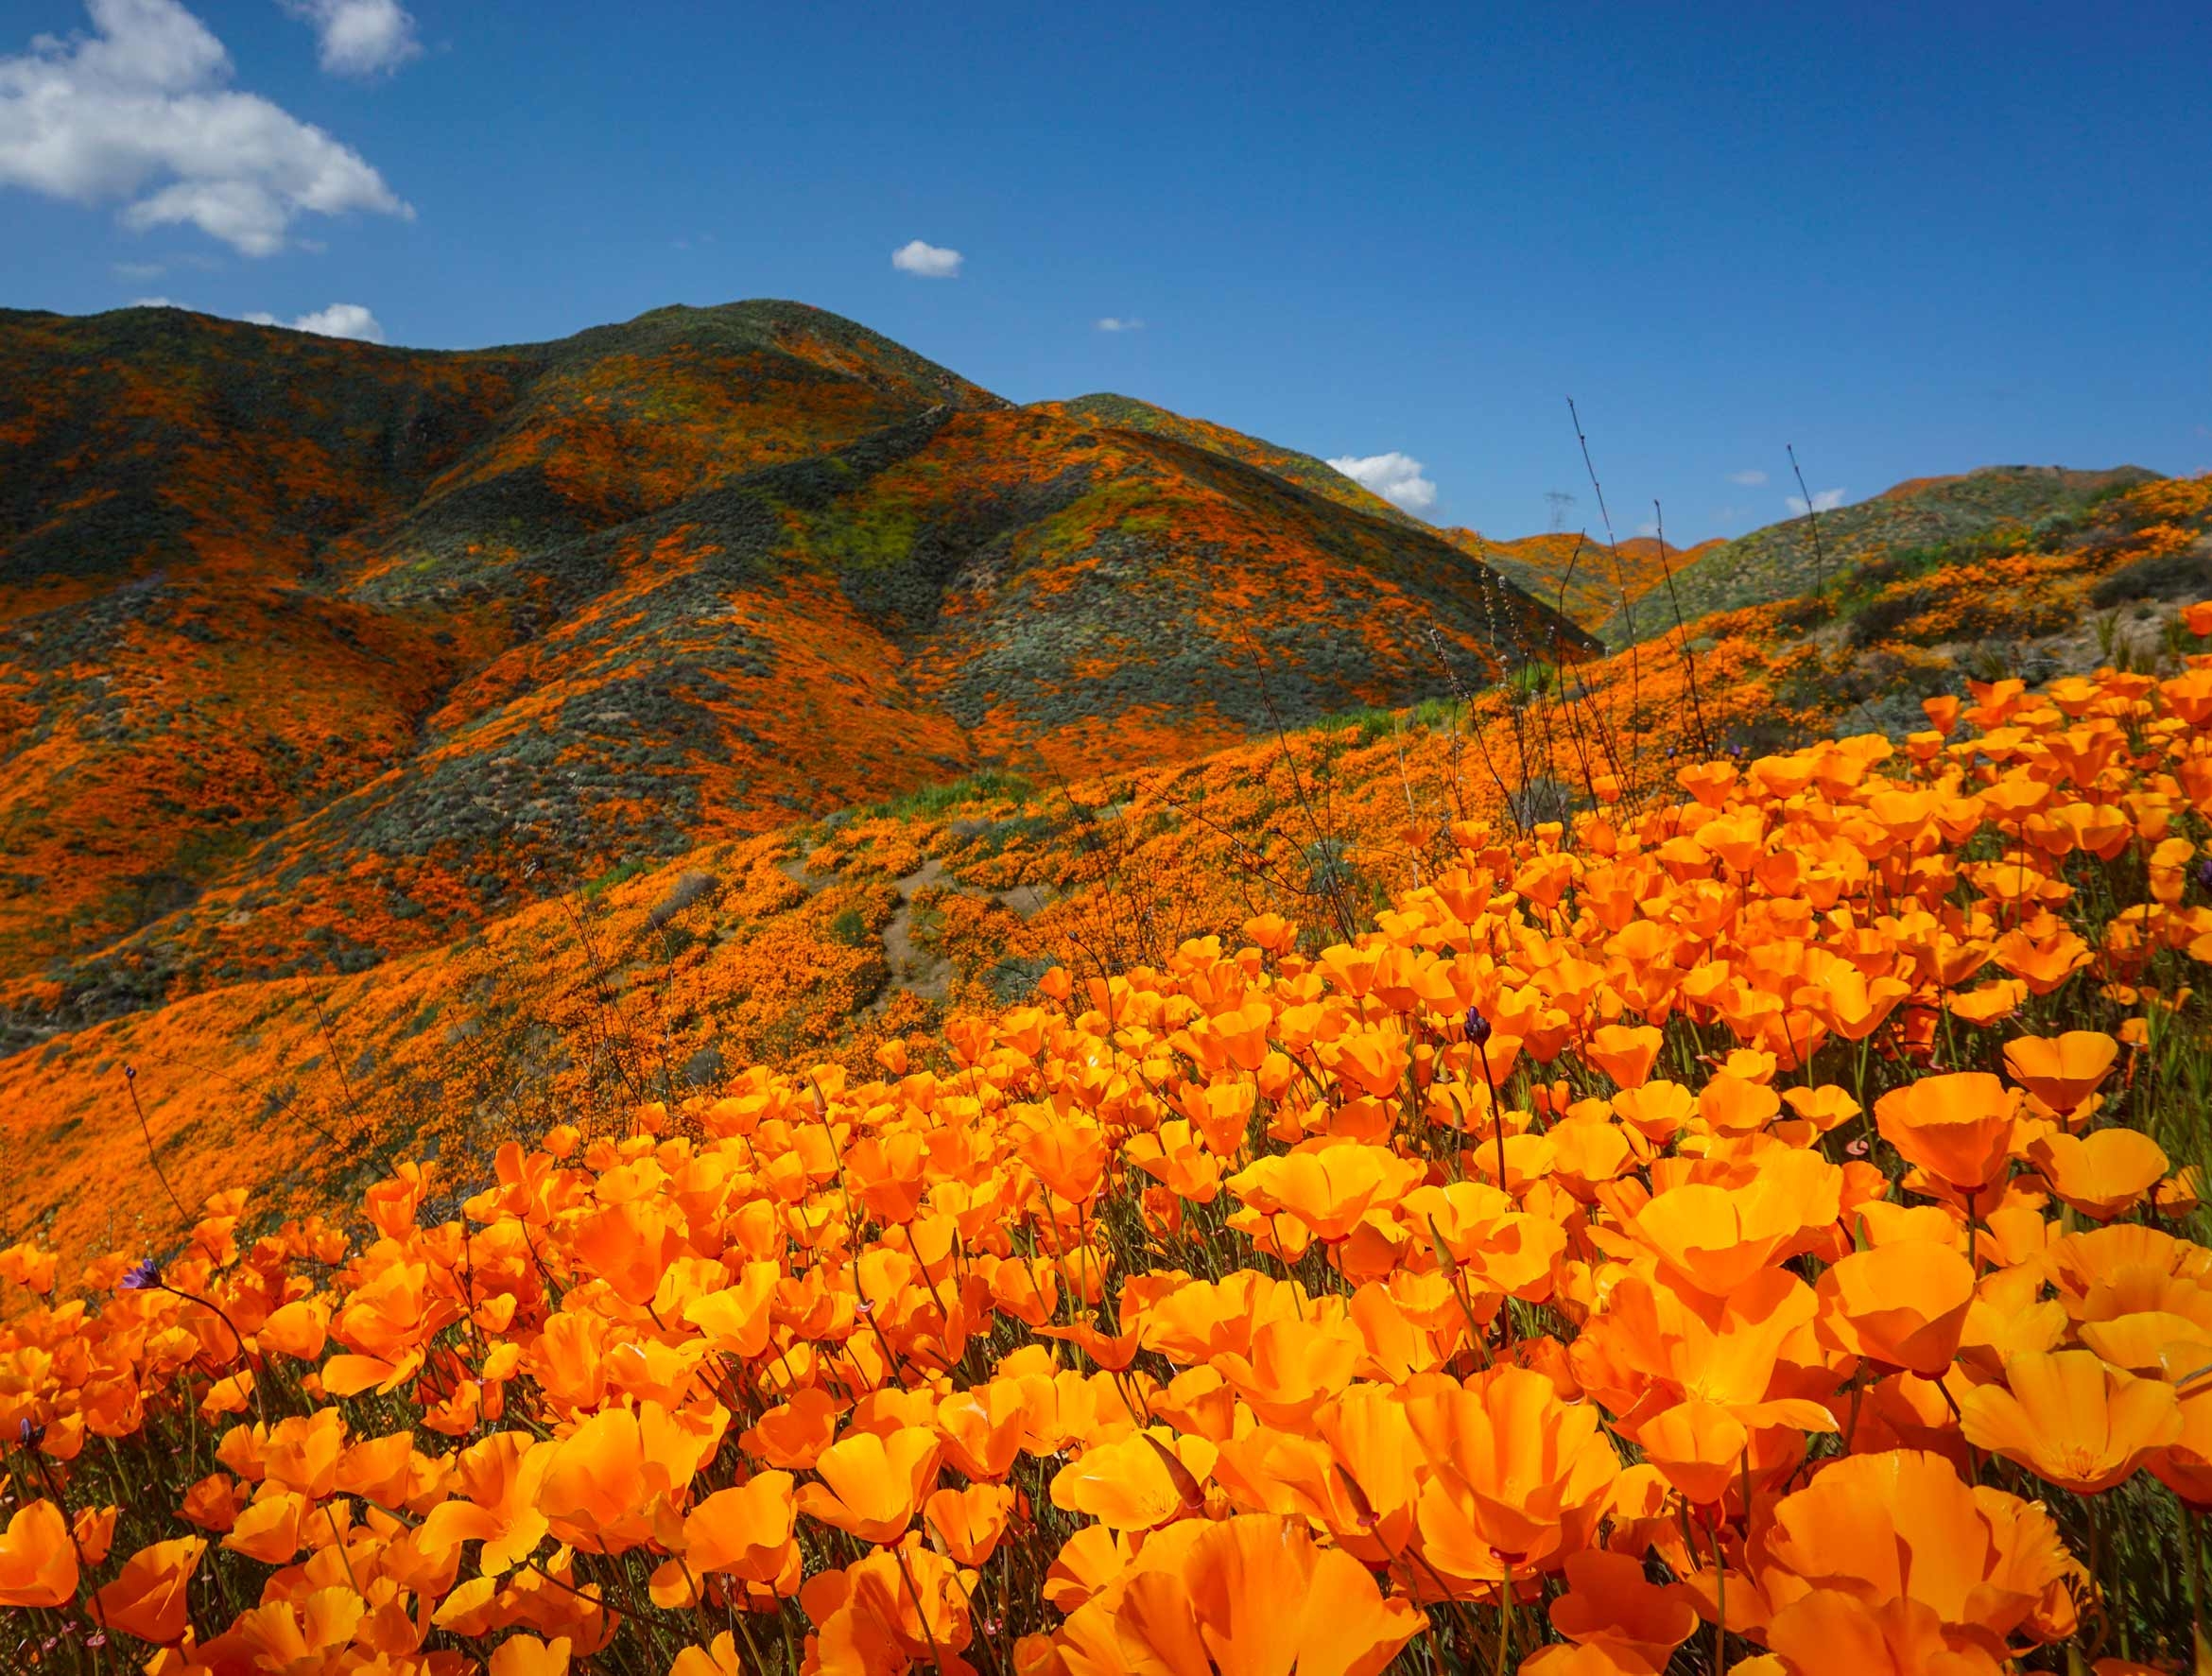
1727 469 1768 487
1787 487 1846 515
890 238 961 279
279 0 420 78
1327 451 1438 516
241 301 384 340
0 0 412 254
1095 316 1143 332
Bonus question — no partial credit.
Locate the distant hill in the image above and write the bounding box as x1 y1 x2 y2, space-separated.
1437 528 1730 639
1593 464 2156 645
0 300 1587 1023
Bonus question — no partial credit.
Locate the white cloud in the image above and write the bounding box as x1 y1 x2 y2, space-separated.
890 238 961 278
1727 469 1767 486
1787 488 1846 515
279 0 419 77
0 0 412 255
240 300 384 340
1095 316 1143 332
1635 520 1660 537
130 292 176 305
1327 451 1438 516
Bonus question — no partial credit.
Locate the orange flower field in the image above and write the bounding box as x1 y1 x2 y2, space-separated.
14 606 2212 1674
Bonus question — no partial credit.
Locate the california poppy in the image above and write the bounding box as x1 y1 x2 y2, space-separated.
0 1500 76 1609
1957 1350 2182 1494
1874 1074 2020 1195
1814 1239 1977 1377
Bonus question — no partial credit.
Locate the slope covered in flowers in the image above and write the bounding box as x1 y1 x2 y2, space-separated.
5 475 2206 1285
1594 466 2157 648
11 596 2212 1672
1436 530 1726 639
0 303 1587 1045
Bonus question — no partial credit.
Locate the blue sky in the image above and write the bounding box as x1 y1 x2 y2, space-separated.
2 0 2206 540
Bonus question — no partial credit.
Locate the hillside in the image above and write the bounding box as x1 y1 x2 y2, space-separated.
1051 392 1423 527
1593 462 2156 644
0 301 1589 1038
1439 527 1730 637
6 296 2203 1274
6 468 2203 1267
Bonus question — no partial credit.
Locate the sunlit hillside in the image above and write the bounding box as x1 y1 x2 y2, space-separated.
6 299 2212 1676
0 302 1586 1044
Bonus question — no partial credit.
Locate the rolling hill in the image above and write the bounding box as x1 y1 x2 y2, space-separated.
1592 463 2156 645
6 294 2203 1268
0 299 1590 1038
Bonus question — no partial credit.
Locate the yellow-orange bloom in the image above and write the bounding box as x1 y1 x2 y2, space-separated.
2002 1030 2119 1110
0 1500 77 1609
1874 1073 2020 1195
1107 1514 1424 1676
1547 1547 1699 1670
1814 1239 1977 1377
95 1535 205 1645
2027 1127 2168 1220
1957 1350 2182 1493
795 1425 942 1545
1749 1449 2080 1655
1406 1363 1619 1579
1625 1149 1840 1296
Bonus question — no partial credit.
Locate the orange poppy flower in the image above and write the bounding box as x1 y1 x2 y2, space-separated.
743 1388 842 1470
925 1483 1015 1566
1585 1024 1663 1089
669 1633 745 1676
1517 1645 1671 1675
1547 1547 1701 1670
1625 1149 1840 1296
1226 1143 1426 1244
1108 1514 1425 1676
1957 1350 2182 1493
0 1241 57 1295
95 1535 205 1645
795 1425 942 1544
0 1499 77 1609
681 1470 798 1582
2002 1030 2119 1110
1406 1363 1620 1578
1050 1427 1217 1532
490 1634 573 1676
1873 1073 2020 1195
1763 1590 2006 1676
1813 1239 1977 1377
178 1472 247 1533
536 1402 717 1552
1632 1398 1748 1511
1752 1448 2079 1651
2026 1128 2168 1221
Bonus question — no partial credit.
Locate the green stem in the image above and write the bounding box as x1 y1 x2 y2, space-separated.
1709 1516 1728 1675
1495 1559 1514 1676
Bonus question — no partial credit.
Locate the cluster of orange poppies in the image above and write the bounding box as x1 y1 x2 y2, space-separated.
9 613 2212 1675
